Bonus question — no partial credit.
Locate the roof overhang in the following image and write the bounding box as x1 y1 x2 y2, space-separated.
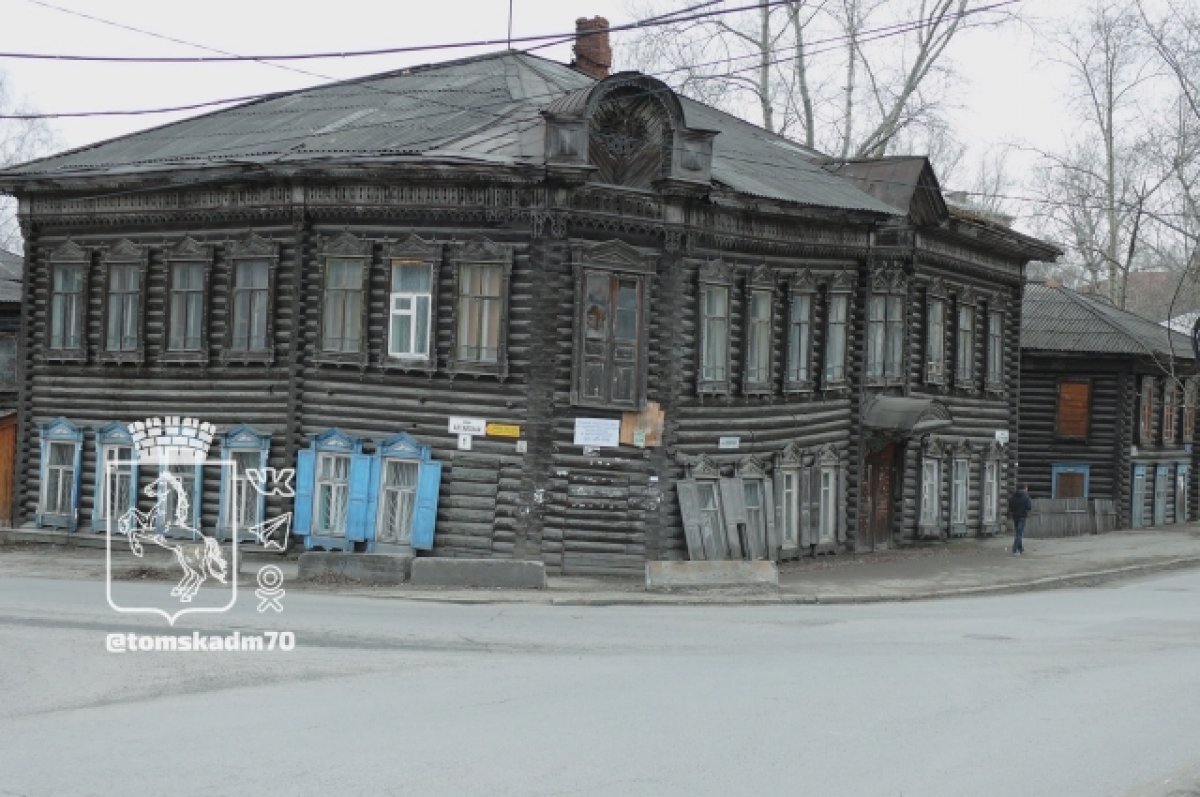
862 396 953 437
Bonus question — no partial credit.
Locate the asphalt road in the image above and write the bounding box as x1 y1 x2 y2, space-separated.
1 570 1199 797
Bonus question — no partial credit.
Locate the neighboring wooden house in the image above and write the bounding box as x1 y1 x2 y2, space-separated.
0 31 1057 571
1020 282 1199 529
0 248 19 525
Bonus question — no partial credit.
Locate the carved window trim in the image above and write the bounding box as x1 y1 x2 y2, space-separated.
314 231 373 368
742 265 775 395
981 450 1001 527
954 288 976 392
822 273 853 390
162 237 213 365
950 447 971 535
1184 378 1197 442
697 260 732 395
448 238 513 378
1139 377 1155 445
98 239 147 365
984 304 1005 392
381 235 442 374
865 267 906 387
924 279 948 386
570 240 653 410
45 240 89 363
785 270 816 393
920 438 945 533
1163 379 1179 445
223 234 278 365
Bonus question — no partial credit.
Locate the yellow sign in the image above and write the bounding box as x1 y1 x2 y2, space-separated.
486 422 521 439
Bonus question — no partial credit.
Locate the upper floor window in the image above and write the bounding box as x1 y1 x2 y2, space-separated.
321 260 365 353
168 262 206 353
986 310 1004 388
225 234 277 361
449 239 512 376
866 293 905 383
1056 378 1091 440
1164 381 1179 444
744 267 774 392
389 261 433 360
1139 377 1155 444
1185 379 1197 441
105 264 141 354
572 241 650 409
955 299 974 387
926 294 946 385
49 264 85 352
231 260 270 352
786 283 813 390
824 291 849 386
698 265 730 393
0 335 15 389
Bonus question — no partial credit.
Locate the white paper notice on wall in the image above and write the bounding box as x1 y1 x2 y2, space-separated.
994 429 1009 445
457 433 473 451
573 418 621 448
718 436 740 450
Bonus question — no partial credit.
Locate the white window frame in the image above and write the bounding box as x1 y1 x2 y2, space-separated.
388 260 434 360
951 457 969 527
96 444 134 523
699 283 730 386
376 458 420 545
920 457 941 528
315 452 352 537
42 441 78 519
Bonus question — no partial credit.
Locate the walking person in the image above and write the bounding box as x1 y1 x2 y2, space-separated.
1008 483 1032 556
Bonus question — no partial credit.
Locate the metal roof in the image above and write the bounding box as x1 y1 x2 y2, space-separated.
0 51 898 216
1022 282 1195 360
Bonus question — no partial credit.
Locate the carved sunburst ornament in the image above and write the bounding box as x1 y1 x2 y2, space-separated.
593 104 649 160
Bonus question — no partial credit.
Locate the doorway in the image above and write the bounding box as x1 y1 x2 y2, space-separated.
863 443 896 551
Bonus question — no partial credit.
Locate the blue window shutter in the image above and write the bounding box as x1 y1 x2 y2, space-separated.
293 449 315 535
346 452 372 542
410 460 442 550
364 455 381 544
69 439 83 532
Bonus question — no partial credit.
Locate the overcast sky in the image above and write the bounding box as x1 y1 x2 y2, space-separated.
1 0 1075 193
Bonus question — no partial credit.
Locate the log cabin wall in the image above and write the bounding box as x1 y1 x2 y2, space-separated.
20 220 296 531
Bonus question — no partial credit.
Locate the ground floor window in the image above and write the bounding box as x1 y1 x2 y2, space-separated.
218 425 270 538
818 466 837 544
982 460 999 525
920 457 941 530
1051 464 1090 499
316 453 351 536
1177 464 1190 524
1132 465 1147 528
951 457 969 531
1154 465 1169 526
377 459 419 545
38 419 83 530
158 463 202 537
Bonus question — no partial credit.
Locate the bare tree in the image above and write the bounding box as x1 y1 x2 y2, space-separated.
0 71 57 254
1027 1 1166 310
621 0 1009 158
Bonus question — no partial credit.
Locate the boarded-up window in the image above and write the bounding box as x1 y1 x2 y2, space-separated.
1184 379 1197 441
1163 382 1178 444
1056 380 1091 439
1140 378 1155 444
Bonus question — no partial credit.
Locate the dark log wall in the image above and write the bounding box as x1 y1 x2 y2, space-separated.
1019 353 1197 528
21 225 295 530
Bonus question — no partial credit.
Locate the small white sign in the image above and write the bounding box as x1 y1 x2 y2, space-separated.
994 429 1010 445
1131 445 1139 457
448 417 486 435
515 440 528 454
457 433 473 451
718 436 741 450
573 417 621 448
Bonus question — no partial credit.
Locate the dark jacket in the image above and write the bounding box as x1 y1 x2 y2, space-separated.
1008 488 1033 519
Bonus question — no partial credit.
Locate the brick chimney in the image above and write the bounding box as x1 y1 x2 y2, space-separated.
572 16 611 79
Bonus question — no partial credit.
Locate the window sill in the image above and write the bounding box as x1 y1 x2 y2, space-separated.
742 383 773 397
783 383 815 395
42 351 87 364
381 356 436 373
312 354 368 369
160 351 209 365
697 383 731 396
99 353 144 365
222 351 275 366
449 362 506 379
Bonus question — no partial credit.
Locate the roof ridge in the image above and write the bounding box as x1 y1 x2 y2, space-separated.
1056 284 1189 361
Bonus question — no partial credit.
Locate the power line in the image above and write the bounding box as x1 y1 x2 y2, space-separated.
10 0 798 63
0 0 1018 120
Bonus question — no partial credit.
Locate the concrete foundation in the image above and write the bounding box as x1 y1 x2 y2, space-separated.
410 558 546 589
645 560 779 591
296 552 412 585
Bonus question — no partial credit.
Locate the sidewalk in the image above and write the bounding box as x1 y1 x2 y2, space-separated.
2 526 1199 606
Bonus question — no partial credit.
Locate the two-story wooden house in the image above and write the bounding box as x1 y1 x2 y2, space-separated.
1020 281 1199 528
0 39 1057 573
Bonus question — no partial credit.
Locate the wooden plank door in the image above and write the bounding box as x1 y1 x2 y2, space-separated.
0 422 14 527
863 443 895 551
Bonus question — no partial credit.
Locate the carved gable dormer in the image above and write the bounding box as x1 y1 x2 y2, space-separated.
699 258 733 285
106 239 144 264
322 230 371 258
168 236 208 261
48 240 87 264
542 73 717 190
385 234 441 263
